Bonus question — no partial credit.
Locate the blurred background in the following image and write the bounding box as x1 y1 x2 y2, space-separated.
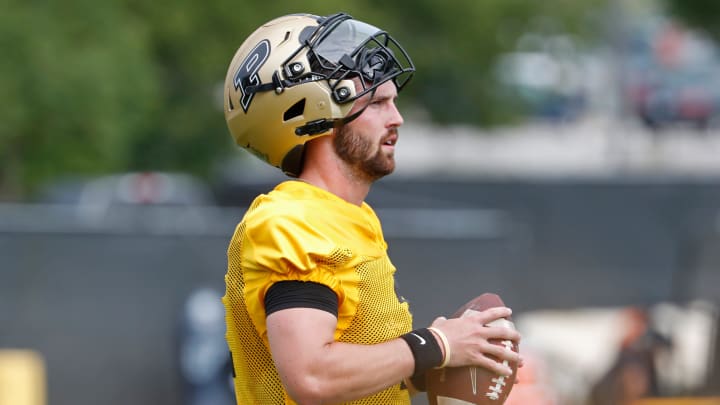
2 0 720 404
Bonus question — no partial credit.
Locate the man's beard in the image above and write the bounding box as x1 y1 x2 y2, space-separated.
333 125 395 182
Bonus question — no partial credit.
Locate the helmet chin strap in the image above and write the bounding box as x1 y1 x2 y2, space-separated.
294 88 375 136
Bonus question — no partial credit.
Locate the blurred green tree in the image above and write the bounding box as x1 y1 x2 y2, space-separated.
0 0 159 198
664 0 720 40
0 0 605 199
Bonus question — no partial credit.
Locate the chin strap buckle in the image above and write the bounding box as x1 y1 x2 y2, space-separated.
295 119 335 136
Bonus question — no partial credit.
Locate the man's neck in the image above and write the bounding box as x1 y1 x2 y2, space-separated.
298 168 371 207
299 136 375 206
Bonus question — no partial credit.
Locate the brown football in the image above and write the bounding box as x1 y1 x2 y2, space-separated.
426 293 519 405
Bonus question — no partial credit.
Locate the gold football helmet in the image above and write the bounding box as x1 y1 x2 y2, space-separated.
223 13 415 176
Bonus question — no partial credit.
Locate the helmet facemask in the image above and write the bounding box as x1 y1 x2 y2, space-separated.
304 14 415 104
270 13 415 135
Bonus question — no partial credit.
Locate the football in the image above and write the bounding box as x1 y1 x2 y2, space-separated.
425 293 519 405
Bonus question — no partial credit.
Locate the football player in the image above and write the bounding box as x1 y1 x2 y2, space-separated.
222 12 522 404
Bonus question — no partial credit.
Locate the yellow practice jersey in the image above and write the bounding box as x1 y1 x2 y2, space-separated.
223 180 413 405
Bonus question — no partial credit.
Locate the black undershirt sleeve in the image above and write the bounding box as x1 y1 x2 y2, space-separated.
264 280 339 318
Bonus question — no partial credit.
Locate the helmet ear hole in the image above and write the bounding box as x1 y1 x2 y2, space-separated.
283 98 306 121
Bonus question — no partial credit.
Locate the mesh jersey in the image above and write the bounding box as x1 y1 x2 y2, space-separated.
223 180 413 405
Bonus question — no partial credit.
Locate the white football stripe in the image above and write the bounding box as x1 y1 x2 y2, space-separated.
437 396 475 405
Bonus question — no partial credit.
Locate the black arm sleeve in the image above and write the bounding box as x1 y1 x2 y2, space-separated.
264 280 338 318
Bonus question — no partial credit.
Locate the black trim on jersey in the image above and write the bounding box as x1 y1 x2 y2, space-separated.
264 280 338 317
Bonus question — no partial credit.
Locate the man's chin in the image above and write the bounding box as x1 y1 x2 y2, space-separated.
364 166 394 182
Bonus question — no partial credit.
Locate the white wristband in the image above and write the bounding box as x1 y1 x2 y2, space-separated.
427 327 451 368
